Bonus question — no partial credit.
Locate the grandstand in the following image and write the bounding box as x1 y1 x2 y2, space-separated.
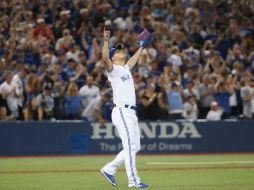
0 0 253 121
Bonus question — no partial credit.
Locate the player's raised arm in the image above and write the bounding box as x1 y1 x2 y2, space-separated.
127 29 151 70
102 27 113 72
126 47 144 70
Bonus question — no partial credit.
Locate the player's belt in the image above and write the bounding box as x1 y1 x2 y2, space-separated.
114 104 137 111
124 104 137 111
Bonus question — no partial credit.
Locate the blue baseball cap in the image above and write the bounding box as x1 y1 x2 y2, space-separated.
109 48 116 60
109 43 125 60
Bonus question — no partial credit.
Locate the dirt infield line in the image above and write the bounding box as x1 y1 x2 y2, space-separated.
0 152 254 159
1 166 254 175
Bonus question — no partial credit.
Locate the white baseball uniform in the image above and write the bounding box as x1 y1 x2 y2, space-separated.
102 64 141 187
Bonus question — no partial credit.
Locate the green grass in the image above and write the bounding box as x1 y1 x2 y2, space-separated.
0 154 254 190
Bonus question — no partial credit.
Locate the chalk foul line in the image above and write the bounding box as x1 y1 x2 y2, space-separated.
146 160 254 165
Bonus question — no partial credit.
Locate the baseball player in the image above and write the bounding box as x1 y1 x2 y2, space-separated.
100 27 151 188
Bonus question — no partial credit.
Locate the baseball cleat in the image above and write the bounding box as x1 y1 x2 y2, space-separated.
129 183 149 188
100 169 117 187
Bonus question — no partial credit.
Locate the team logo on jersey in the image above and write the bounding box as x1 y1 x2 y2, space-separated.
121 74 131 82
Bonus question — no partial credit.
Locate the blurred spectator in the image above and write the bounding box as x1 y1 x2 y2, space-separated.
36 82 54 121
55 29 74 52
23 97 39 121
11 67 28 120
52 79 65 120
182 65 196 88
228 74 241 117
0 0 254 121
101 91 114 122
162 65 183 119
138 83 165 121
198 74 215 118
166 81 184 120
64 58 81 82
23 73 39 121
156 42 168 71
167 46 183 71
182 79 200 101
86 38 100 72
183 95 198 120
206 101 224 121
133 72 145 92
53 62 68 82
0 71 17 118
66 42 80 63
64 82 83 119
240 76 253 119
213 76 233 118
79 75 100 107
55 10 72 37
33 18 54 42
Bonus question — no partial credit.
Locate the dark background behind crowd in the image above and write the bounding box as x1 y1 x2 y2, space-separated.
0 0 254 122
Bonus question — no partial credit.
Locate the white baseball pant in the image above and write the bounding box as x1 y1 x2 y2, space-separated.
102 106 141 187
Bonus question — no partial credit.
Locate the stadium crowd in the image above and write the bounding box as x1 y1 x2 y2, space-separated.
0 0 254 122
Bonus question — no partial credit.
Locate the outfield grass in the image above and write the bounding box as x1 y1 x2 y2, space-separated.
0 154 254 190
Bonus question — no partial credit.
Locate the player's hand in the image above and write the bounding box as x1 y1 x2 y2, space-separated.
138 37 151 48
138 29 151 48
103 27 110 42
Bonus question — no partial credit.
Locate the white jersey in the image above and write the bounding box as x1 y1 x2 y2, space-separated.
0 81 18 111
79 85 100 107
11 74 23 106
206 109 223 121
107 64 136 106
